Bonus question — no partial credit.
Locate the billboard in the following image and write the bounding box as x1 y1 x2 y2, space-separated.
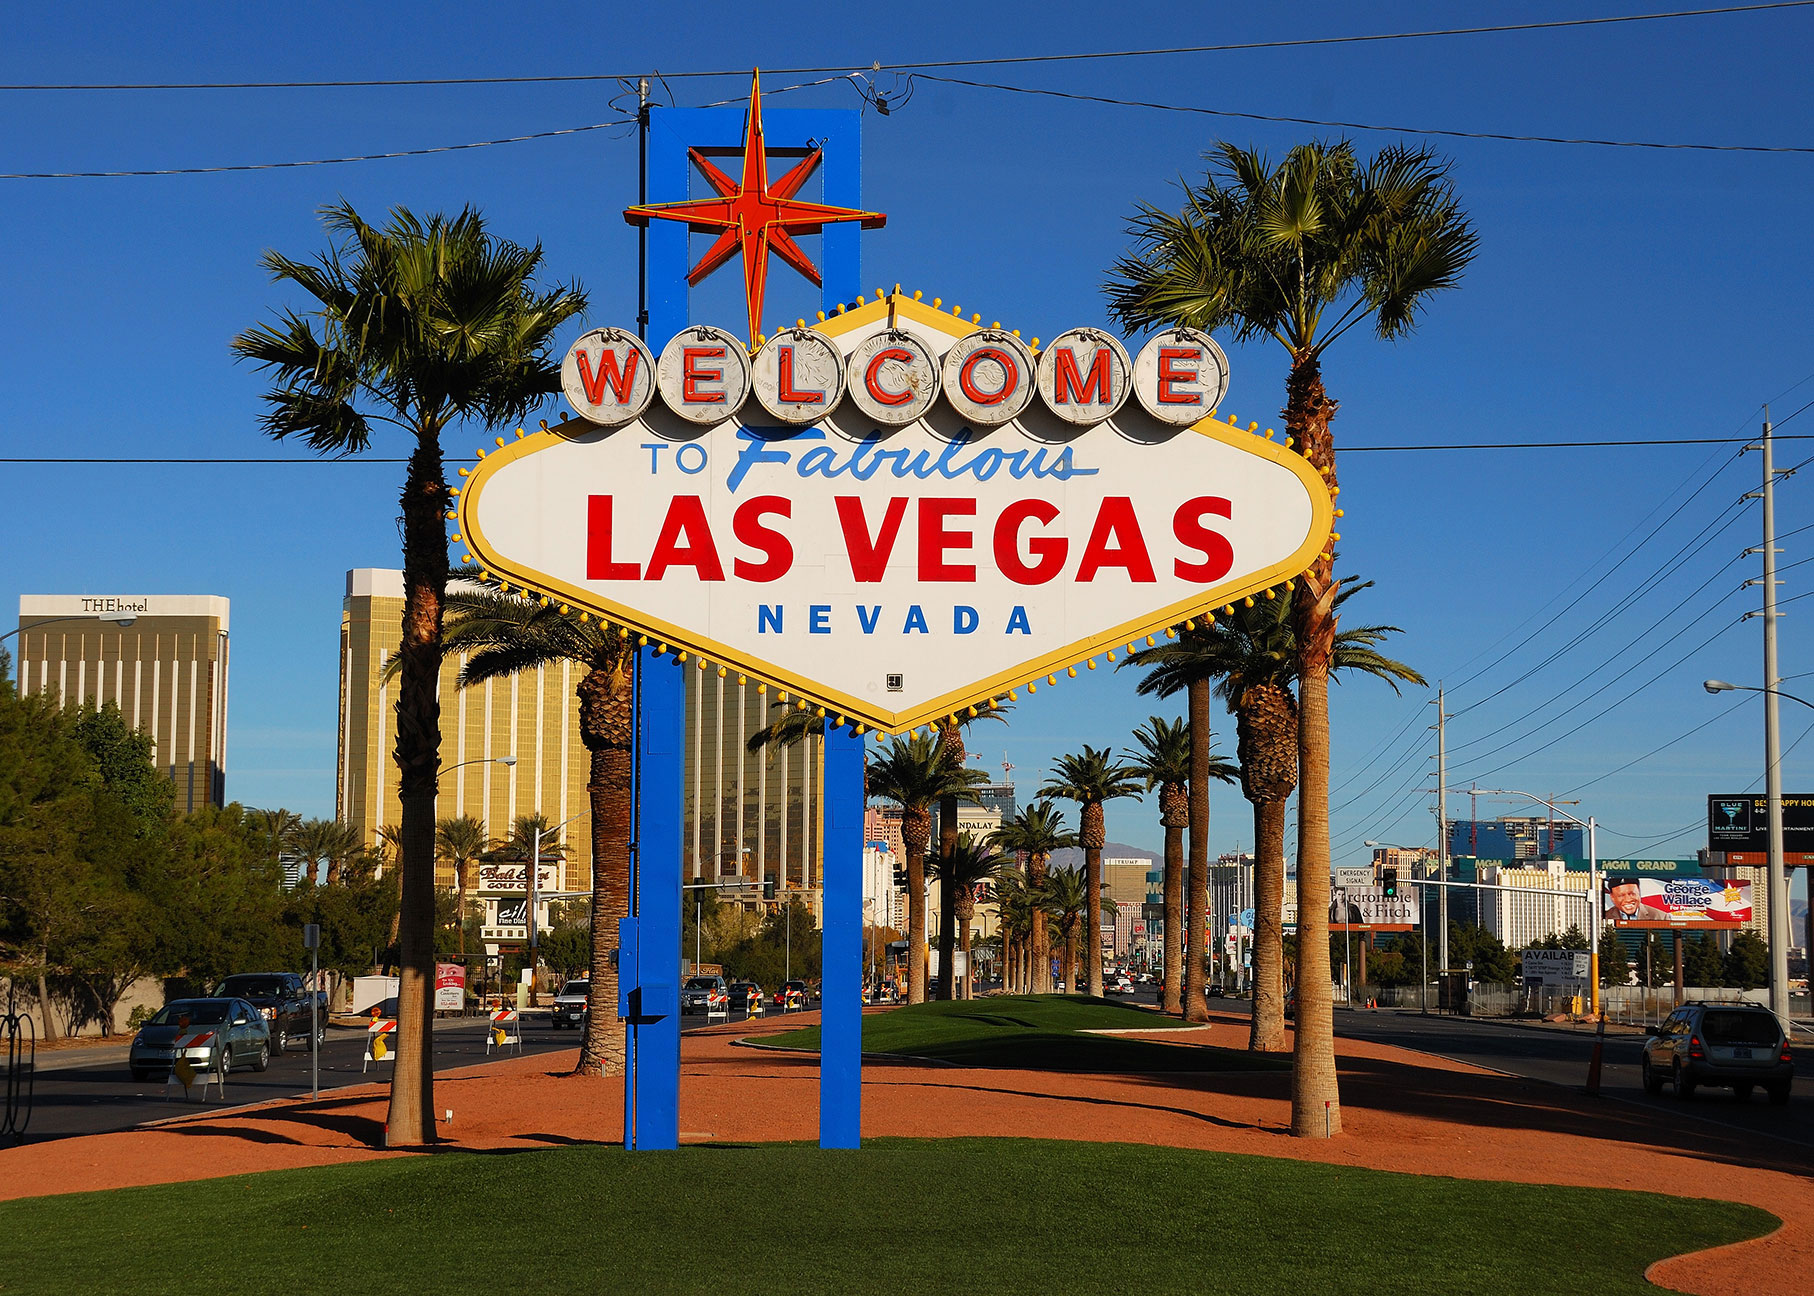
1603 876 1754 928
476 862 561 895
483 896 530 943
457 293 1333 734
434 963 466 1012
1520 950 1590 987
1706 793 1814 865
1329 888 1420 931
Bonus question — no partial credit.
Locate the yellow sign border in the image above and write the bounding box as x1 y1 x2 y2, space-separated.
457 293 1333 734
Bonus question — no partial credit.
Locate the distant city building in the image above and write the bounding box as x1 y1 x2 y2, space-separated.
1101 856 1152 906
1447 817 1584 860
1480 861 1593 949
863 841 902 933
15 594 230 811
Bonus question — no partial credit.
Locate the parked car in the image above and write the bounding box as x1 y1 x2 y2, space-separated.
681 976 730 1015
551 980 590 1029
213 972 322 1053
129 998 271 1082
1642 1002 1793 1104
775 979 810 1009
729 981 765 1013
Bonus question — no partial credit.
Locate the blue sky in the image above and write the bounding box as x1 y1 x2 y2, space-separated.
5 3 1813 911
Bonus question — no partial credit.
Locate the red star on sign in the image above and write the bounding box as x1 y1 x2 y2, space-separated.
624 70 886 342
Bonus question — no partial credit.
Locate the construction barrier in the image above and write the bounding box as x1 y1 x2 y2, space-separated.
362 1018 397 1072
164 1030 224 1101
784 989 805 1013
486 1009 522 1054
746 994 764 1017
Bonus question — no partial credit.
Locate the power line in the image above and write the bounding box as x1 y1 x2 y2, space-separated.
913 72 1814 155
6 6 1807 90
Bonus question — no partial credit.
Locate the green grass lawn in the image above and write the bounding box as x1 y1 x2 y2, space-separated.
765 993 1286 1072
0 1138 1770 1295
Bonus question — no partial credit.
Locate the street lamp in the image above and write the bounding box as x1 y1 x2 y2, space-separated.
1366 839 1436 1014
2 611 138 646
1469 790 1600 1017
1703 679 1807 1019
444 755 517 773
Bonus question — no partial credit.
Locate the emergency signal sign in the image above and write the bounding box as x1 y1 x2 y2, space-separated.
457 291 1333 733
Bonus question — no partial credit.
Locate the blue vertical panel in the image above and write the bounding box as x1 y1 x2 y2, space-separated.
631 648 683 1151
820 724 866 1148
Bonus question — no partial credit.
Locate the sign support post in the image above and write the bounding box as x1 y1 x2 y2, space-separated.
821 724 864 1148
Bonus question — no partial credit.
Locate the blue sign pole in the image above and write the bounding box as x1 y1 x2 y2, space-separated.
628 99 866 1152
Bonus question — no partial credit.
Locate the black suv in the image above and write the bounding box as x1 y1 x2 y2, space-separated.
1641 1002 1793 1104
214 973 324 1054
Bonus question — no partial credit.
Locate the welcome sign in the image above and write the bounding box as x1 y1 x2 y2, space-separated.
456 291 1334 733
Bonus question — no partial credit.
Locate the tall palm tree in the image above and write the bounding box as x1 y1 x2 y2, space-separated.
928 834 1006 1000
1040 867 1091 993
432 587 632 1079
1041 748 1142 999
866 733 987 1004
434 816 491 954
252 807 300 883
1127 582 1424 1049
987 802 1076 993
1107 141 1473 1137
1123 717 1235 1017
236 201 585 1146
932 702 1011 1000
990 869 1033 993
292 818 363 887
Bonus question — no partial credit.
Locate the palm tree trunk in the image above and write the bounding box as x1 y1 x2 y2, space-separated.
905 813 930 1005
1162 821 1184 1015
575 655 632 1077
1249 797 1289 1051
36 952 59 1042
384 433 450 1148
1061 925 1075 992
1287 351 1341 1137
958 919 972 999
1029 853 1051 993
1184 677 1212 1023
455 861 468 956
1084 820 1105 998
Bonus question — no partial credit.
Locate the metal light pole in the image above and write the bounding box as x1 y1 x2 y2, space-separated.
1 610 137 647
1705 677 1808 1020
1433 690 1450 978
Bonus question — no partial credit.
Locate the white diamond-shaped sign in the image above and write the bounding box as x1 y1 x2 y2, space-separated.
457 292 1332 733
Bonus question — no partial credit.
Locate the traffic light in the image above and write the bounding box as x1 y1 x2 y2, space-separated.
763 878 777 900
1382 868 1398 898
893 866 908 889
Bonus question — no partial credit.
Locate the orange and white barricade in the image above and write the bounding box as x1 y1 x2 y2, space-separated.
746 992 764 1017
486 1009 522 1054
362 1018 398 1072
163 1030 224 1101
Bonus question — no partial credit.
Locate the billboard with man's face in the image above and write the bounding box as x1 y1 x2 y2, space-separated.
1602 876 1753 927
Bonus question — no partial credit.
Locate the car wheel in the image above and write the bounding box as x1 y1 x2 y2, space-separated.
1674 1063 1695 1100
1734 1083 1754 1103
218 1049 234 1077
1767 1080 1791 1106
272 1026 288 1054
1641 1058 1664 1096
252 1041 270 1073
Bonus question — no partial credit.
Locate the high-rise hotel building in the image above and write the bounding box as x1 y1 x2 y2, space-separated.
13 594 230 810
337 569 824 898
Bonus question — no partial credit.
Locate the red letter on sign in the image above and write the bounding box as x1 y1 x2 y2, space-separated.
993 499 1067 585
586 496 641 580
682 347 726 404
1157 348 1199 404
776 347 825 405
645 496 725 581
1076 497 1156 583
733 496 793 582
575 347 639 405
919 498 977 581
836 497 908 582
959 348 1018 405
1173 496 1235 582
1052 347 1111 405
864 348 915 406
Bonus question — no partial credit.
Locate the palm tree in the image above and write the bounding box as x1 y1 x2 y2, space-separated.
1107 141 1473 1137
990 868 1033 993
987 803 1076 993
928 834 1006 1000
1123 717 1235 1017
432 588 632 1078
434 816 491 954
866 733 988 1004
292 818 363 887
236 202 585 1145
1040 867 1091 993
1127 581 1424 1049
931 702 1011 1000
1040 748 1142 998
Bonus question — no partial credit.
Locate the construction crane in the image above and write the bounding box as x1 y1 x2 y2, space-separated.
1001 753 1015 786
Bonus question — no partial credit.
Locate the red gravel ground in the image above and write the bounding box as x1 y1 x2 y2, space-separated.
0 1009 1804 1296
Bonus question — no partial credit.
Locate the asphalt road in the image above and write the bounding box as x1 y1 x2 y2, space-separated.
12 1003 810 1145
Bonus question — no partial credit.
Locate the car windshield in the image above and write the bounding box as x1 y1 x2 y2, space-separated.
1700 1010 1780 1046
785 981 806 990
560 983 589 996
151 1001 230 1026
685 978 719 990
219 978 285 997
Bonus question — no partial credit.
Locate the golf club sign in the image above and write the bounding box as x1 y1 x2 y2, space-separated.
456 292 1334 733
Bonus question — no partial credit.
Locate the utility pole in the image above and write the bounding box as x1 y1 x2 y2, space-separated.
635 76 650 341
1433 689 1450 978
1751 411 1792 1019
